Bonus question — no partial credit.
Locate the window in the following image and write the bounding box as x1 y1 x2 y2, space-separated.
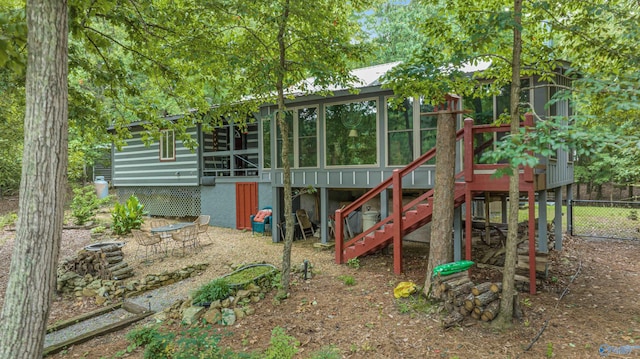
262 115 271 169
419 99 437 165
159 129 175 161
275 107 318 168
325 100 377 166
297 107 318 167
387 98 414 165
202 119 259 177
276 111 294 168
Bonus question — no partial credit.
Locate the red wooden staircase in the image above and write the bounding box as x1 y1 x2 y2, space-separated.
335 115 541 288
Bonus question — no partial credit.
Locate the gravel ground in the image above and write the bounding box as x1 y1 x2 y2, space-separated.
44 308 136 349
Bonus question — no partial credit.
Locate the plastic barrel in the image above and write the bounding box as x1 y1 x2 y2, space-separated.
94 176 108 199
362 211 380 231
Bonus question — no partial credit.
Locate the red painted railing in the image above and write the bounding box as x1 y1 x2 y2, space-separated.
335 114 536 274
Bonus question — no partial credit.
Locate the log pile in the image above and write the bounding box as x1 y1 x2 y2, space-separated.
433 272 503 328
60 244 134 281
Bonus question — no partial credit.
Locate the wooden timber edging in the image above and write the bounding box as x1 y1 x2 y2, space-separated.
43 301 154 357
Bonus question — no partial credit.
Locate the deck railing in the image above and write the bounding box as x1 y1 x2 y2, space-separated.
335 114 536 273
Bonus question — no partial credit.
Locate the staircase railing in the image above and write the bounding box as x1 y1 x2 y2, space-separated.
335 128 467 270
335 114 535 273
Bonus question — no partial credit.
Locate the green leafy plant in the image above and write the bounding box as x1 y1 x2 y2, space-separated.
111 195 146 235
546 342 554 358
262 327 299 359
192 278 231 304
0 212 18 228
91 225 106 234
307 345 341 359
346 257 360 269
338 275 356 286
125 325 245 359
71 185 109 225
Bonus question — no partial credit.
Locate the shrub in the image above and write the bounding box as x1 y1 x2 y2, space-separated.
0 212 18 228
126 325 247 359
192 278 231 304
71 185 109 225
262 327 299 359
111 195 146 235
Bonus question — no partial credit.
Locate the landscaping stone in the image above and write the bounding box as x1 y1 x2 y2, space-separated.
182 306 205 325
221 308 236 326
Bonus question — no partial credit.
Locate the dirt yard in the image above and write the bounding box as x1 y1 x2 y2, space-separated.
1 198 640 358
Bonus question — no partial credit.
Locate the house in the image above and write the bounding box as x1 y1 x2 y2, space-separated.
111 62 574 291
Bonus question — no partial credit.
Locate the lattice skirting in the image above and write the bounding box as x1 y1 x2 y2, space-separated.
116 187 201 217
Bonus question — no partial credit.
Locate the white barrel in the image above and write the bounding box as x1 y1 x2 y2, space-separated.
94 176 108 199
362 211 380 231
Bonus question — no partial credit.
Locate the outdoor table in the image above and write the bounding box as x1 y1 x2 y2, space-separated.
150 222 194 233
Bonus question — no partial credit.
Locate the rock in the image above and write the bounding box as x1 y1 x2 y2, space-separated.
221 298 231 308
182 306 206 325
97 286 109 297
233 308 245 320
221 308 236 326
244 306 256 316
236 290 251 299
210 300 222 309
82 287 97 297
245 283 261 293
203 308 221 324
87 279 102 289
251 295 261 303
152 311 168 322
95 295 107 306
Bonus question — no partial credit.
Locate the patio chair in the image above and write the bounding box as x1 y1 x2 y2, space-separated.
131 229 164 260
193 215 212 245
150 218 172 239
250 207 272 236
295 209 315 240
171 223 198 256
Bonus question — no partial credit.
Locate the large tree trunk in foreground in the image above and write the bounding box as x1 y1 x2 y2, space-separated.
0 0 69 357
494 0 522 328
424 111 456 296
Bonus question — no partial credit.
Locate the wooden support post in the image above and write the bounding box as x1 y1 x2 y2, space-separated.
528 189 536 294
392 169 403 274
335 209 343 265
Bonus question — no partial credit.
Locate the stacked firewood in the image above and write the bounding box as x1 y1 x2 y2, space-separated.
433 272 502 328
60 244 134 280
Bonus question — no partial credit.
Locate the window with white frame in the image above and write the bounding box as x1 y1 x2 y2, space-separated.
159 129 175 161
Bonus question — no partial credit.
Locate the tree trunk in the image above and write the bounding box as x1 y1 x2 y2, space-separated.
424 111 456 296
276 0 293 299
0 0 69 357
495 0 522 329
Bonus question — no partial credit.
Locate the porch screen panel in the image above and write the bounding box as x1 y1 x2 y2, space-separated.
276 111 294 168
325 100 377 166
419 100 437 165
298 107 318 167
387 98 414 165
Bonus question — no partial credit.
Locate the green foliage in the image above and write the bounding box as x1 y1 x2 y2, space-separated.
111 195 146 235
125 325 246 359
346 257 360 269
546 342 554 358
192 278 231 304
0 212 17 228
338 275 356 286
262 327 299 359
307 345 341 359
70 185 109 225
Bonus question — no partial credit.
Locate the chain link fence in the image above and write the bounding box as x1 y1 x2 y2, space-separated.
570 199 640 240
